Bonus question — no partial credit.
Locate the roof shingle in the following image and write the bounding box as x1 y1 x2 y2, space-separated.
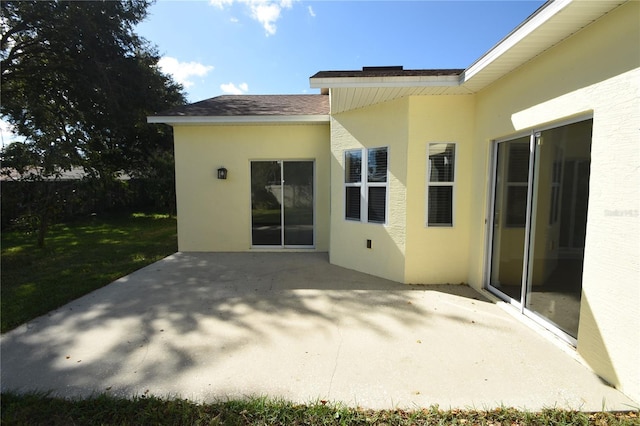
157 94 329 117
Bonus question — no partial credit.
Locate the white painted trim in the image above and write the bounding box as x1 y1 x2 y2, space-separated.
461 0 571 83
310 75 460 89
147 115 330 125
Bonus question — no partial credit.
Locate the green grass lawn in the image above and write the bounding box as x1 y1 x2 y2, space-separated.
1 393 638 425
0 213 177 333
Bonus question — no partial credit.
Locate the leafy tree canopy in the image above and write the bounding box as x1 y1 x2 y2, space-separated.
1 0 186 246
1 0 185 180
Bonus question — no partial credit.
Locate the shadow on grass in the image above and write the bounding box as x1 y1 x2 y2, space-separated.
0 214 177 332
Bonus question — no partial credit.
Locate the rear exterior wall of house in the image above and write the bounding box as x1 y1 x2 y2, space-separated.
173 123 330 252
469 0 640 403
329 98 409 283
404 95 475 284
170 0 638 404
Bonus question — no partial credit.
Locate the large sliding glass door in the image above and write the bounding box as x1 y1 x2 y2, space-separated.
489 136 531 303
251 160 314 248
488 119 592 342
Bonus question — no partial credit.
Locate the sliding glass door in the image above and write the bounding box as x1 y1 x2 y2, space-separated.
250 161 314 247
489 136 531 303
488 119 592 341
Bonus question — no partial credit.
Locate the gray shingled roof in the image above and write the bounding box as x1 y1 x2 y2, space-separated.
310 68 465 79
157 95 329 117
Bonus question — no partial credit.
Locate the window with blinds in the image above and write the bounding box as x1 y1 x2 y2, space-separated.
345 147 388 224
427 143 456 227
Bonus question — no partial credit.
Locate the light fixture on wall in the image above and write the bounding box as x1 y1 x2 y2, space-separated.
217 167 228 180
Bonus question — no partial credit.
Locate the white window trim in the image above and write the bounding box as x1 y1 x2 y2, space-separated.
344 147 389 225
425 142 457 227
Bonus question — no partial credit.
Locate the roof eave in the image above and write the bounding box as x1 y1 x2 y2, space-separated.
461 0 569 85
309 75 461 89
461 0 625 91
147 115 330 125
311 0 624 94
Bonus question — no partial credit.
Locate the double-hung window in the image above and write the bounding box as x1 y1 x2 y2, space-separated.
427 143 456 227
345 147 388 224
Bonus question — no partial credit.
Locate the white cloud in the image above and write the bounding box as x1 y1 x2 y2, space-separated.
0 119 14 135
220 82 249 95
0 119 19 145
157 56 214 89
210 0 234 8
210 0 295 36
308 5 315 17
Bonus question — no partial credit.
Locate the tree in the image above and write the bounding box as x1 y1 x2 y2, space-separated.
1 0 185 246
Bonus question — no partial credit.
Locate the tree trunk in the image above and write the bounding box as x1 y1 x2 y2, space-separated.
36 181 52 248
37 209 48 248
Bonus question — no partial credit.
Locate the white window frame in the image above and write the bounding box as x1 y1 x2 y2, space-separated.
426 142 456 227
344 147 388 224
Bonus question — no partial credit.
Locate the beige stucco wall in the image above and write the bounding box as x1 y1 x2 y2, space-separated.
328 94 476 285
329 98 409 283
173 123 330 252
404 95 475 284
470 1 640 402
170 0 638 403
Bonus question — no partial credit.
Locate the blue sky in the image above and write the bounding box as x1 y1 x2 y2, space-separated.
1 0 545 143
136 0 545 103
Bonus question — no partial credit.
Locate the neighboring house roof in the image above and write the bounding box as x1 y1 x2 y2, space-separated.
0 166 86 182
148 95 330 125
0 167 130 182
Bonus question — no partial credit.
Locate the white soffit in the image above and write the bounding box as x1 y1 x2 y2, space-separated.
329 86 473 114
461 0 626 92
309 74 461 89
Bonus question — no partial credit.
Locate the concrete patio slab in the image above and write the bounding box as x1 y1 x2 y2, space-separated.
1 252 636 411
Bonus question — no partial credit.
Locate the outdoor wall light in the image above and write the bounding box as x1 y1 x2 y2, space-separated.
217 167 228 180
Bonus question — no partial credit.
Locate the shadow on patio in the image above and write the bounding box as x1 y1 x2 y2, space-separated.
1 252 635 411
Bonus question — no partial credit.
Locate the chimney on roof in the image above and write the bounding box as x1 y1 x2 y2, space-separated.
362 66 404 71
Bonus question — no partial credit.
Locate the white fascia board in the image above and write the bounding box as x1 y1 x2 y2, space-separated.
147 115 330 125
309 74 460 89
461 0 572 83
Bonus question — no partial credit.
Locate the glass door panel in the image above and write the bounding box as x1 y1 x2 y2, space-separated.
251 160 314 247
489 136 531 302
251 161 282 246
283 161 314 246
525 120 592 338
487 119 592 342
